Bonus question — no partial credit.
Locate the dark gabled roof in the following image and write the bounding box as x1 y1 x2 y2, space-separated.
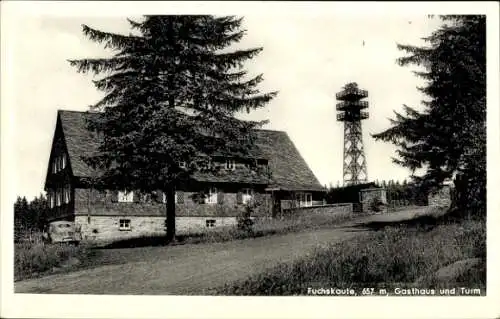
57 110 325 192
256 130 325 192
58 110 101 179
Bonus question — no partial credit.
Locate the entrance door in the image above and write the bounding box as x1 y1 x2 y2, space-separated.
272 191 281 218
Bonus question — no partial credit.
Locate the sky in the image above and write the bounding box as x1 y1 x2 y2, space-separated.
5 5 445 200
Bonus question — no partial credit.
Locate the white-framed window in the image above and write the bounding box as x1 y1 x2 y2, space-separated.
206 187 218 204
295 192 313 207
119 219 131 231
118 190 134 203
56 189 62 207
242 188 254 204
162 192 178 204
61 154 66 169
63 186 71 204
48 191 55 208
206 219 216 228
225 159 235 170
54 156 61 173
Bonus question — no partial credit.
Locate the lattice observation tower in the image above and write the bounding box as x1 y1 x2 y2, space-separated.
336 82 369 186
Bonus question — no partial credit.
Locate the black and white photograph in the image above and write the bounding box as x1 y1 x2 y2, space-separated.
1 1 499 319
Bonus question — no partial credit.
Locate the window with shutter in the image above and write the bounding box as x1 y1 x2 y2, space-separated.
111 190 119 202
217 191 224 204
236 192 243 205
162 191 179 204
152 190 163 203
225 160 235 170
118 191 134 202
206 187 218 204
177 191 184 204
242 188 253 204
133 191 141 203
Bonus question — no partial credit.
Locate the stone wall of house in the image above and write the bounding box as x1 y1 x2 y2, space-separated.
283 203 353 216
74 187 272 218
359 188 388 213
428 185 452 208
74 215 240 242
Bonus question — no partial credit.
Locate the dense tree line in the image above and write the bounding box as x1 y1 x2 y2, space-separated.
14 194 49 238
325 179 427 207
373 179 428 206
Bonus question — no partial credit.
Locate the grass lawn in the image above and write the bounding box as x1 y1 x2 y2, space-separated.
211 215 486 296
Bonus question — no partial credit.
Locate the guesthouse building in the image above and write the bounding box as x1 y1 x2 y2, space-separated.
44 110 326 241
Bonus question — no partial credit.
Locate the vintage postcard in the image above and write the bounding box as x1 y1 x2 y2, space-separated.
1 1 499 319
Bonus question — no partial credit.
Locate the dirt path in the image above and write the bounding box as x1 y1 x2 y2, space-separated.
14 208 430 295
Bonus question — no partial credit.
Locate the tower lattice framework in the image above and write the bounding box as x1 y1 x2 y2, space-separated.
336 82 369 186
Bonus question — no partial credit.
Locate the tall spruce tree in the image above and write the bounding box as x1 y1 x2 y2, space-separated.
372 15 486 216
69 16 277 242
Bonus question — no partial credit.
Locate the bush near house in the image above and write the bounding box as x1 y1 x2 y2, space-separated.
14 234 97 281
213 215 486 295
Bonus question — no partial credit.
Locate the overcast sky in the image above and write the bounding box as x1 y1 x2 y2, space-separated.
5 5 446 200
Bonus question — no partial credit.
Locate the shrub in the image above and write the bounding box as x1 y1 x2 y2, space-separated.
237 202 255 232
369 197 384 212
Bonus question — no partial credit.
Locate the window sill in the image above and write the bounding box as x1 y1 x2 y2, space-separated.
119 228 132 231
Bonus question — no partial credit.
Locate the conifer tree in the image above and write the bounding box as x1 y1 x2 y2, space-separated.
69 16 277 242
373 15 485 216
14 197 26 227
29 194 49 231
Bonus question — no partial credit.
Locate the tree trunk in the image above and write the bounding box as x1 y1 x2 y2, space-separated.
165 186 176 243
163 18 179 244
